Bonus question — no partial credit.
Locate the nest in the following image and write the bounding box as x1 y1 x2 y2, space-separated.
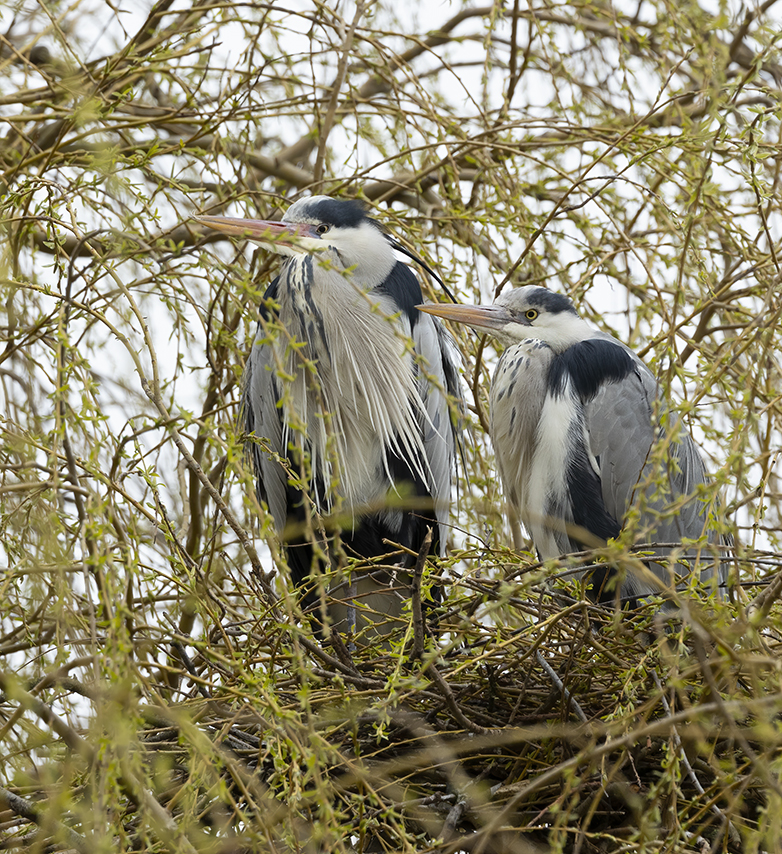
0 549 770 854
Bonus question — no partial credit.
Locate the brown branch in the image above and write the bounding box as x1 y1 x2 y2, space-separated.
425 663 486 735
313 1 367 184
410 526 433 661
0 787 88 854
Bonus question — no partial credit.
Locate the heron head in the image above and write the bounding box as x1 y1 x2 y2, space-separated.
195 196 397 283
417 286 588 350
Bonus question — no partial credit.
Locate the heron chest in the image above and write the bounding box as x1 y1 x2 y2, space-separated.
273 273 424 505
278 296 414 419
489 340 555 507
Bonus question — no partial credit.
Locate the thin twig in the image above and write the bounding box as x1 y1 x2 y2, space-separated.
535 651 588 723
411 526 433 661
313 1 367 184
0 787 88 854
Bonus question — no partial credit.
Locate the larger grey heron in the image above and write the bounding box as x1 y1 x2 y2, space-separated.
197 197 461 629
419 286 728 604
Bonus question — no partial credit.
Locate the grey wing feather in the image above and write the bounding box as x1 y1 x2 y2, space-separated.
412 313 462 552
242 332 288 534
585 353 710 540
583 350 660 526
583 340 724 593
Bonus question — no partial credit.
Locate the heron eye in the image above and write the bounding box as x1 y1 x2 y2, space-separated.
316 224 330 235
525 308 538 321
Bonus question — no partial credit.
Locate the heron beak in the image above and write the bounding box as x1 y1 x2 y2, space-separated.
194 215 322 253
416 303 512 333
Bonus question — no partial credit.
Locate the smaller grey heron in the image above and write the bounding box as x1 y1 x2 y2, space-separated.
419 286 728 604
197 197 462 636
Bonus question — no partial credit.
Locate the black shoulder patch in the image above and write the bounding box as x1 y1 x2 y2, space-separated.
375 261 424 326
281 473 327 595
308 198 369 229
548 339 635 402
527 289 577 315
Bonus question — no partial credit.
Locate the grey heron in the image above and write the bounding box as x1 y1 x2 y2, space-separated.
197 197 461 630
419 286 728 604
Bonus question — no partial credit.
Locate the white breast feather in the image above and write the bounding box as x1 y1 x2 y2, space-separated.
276 263 430 516
523 380 578 559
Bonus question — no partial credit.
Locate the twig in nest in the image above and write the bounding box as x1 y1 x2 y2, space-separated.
536 651 588 723
170 637 211 699
651 670 742 849
442 796 467 842
329 628 359 674
745 563 782 626
426 664 485 735
411 526 433 661
0 786 88 853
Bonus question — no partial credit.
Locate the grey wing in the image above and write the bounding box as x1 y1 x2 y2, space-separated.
583 355 659 527
242 328 287 534
584 351 723 592
585 357 710 540
412 313 463 550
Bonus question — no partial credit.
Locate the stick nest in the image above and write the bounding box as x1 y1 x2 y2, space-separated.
0 550 771 854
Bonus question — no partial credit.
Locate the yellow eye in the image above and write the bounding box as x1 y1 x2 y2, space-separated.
525 308 538 321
